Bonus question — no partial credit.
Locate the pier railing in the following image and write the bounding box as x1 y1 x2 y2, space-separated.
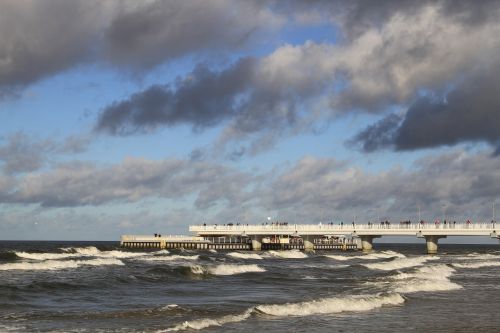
189 223 498 236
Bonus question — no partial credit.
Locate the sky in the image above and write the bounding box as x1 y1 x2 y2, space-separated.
1 0 500 242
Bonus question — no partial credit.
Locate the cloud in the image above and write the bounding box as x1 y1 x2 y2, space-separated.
94 1 500 156
350 63 500 152
104 0 282 69
4 157 253 208
0 0 282 95
0 132 56 174
0 0 108 94
260 151 500 222
95 58 257 135
0 132 92 175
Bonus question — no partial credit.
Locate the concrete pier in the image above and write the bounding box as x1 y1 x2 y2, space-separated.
303 236 315 251
251 236 262 251
360 235 381 252
425 235 446 254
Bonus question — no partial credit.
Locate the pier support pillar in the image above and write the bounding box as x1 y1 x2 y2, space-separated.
251 236 262 251
160 240 166 249
360 235 380 252
303 236 314 252
425 235 446 254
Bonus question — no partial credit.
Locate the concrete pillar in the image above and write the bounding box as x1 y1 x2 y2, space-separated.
303 236 314 251
251 236 262 251
360 235 380 252
425 235 446 254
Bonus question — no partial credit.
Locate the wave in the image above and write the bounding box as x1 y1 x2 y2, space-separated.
267 250 308 259
255 293 404 316
15 251 81 260
162 308 254 332
162 293 404 331
325 250 405 261
391 265 462 293
61 246 152 259
362 256 439 271
452 261 500 269
0 258 124 271
227 252 263 260
139 255 200 262
208 249 217 253
189 264 266 276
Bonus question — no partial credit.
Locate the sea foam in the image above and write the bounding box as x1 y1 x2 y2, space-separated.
255 293 404 316
162 308 254 332
139 255 200 261
227 252 263 260
267 250 308 259
189 264 266 276
0 258 124 271
325 250 405 261
362 256 439 271
452 261 500 269
391 265 462 293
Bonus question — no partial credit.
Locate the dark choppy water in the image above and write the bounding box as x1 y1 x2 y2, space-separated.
0 241 499 332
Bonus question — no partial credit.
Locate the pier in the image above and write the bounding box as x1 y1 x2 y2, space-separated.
121 222 498 253
190 222 499 253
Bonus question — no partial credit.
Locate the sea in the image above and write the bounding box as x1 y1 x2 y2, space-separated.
0 241 499 333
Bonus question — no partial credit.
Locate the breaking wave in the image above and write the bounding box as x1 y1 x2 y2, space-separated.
362 256 439 271
452 261 500 269
189 264 266 276
227 252 263 260
163 293 404 331
325 250 405 261
0 258 124 271
391 265 462 293
139 255 200 262
15 252 81 260
162 308 254 332
255 293 404 316
267 250 308 259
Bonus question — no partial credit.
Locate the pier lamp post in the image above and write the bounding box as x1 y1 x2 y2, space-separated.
441 204 447 222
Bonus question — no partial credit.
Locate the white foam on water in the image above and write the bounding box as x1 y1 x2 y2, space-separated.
227 252 263 260
325 250 405 261
0 258 124 271
267 250 308 259
162 308 254 332
189 264 205 275
391 265 462 293
324 254 352 261
159 304 179 311
362 256 439 271
209 264 266 275
208 249 217 253
139 255 200 261
60 246 155 259
255 293 404 317
15 252 81 260
452 261 500 269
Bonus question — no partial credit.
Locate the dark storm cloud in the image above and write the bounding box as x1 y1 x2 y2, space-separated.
95 58 257 135
351 65 500 152
0 0 280 95
104 1 279 69
347 114 403 152
0 0 103 93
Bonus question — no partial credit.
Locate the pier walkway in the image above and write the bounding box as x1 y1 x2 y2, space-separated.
190 222 499 253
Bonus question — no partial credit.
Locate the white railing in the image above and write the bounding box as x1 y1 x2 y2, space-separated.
189 223 497 234
121 235 204 242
